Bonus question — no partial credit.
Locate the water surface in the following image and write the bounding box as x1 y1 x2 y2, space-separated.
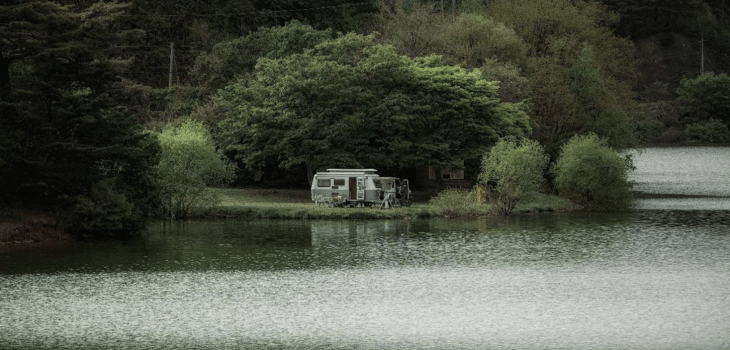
1 147 729 349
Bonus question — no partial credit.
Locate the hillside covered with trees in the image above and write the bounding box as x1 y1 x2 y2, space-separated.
1 0 728 237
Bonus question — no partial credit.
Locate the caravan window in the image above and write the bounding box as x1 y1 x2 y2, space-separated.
317 179 331 187
333 179 345 186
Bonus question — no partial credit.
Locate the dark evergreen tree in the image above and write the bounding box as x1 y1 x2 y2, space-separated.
0 1 160 238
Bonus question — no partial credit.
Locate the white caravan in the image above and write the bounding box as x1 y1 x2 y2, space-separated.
311 169 412 208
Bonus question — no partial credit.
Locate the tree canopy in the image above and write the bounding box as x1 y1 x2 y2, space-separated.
190 21 336 91
215 33 531 183
376 0 642 158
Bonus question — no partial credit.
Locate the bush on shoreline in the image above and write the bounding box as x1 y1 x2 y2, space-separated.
428 188 486 218
553 133 634 211
157 121 236 219
479 138 549 215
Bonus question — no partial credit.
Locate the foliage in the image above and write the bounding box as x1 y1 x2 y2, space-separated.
685 119 730 143
377 0 446 58
636 99 684 144
216 33 531 183
71 0 379 87
428 188 484 218
157 120 235 219
377 3 527 69
479 138 548 215
601 0 730 81
553 133 634 211
190 21 336 91
677 72 730 127
529 40 639 156
440 13 528 69
479 59 530 103
488 0 641 155
380 0 645 156
0 1 161 238
0 1 141 92
67 179 134 236
153 22 340 132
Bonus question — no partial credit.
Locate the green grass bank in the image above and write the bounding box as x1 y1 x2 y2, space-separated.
202 188 576 220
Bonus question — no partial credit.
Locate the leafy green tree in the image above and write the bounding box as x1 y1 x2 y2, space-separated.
216 33 531 184
479 138 548 215
677 72 730 126
157 120 235 218
553 133 633 211
0 1 161 238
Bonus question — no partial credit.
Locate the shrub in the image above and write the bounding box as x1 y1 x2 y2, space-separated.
68 179 135 237
158 120 235 218
479 138 548 215
685 119 730 143
553 133 633 211
429 188 484 218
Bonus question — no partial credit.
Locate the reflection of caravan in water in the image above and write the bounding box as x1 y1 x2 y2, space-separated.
311 169 412 208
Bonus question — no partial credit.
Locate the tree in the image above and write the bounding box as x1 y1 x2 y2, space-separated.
0 1 160 237
0 1 142 93
215 33 531 184
479 138 548 215
157 121 235 218
440 13 527 69
553 133 633 211
676 72 730 127
488 0 641 155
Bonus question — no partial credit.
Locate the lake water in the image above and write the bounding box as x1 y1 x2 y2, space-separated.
1 147 729 349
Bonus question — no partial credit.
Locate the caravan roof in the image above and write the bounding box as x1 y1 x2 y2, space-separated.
319 169 378 176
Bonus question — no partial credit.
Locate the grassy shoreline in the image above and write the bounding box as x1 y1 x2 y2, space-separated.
201 188 576 220
1 188 576 249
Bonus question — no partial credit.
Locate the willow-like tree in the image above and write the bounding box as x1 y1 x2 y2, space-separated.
215 33 531 184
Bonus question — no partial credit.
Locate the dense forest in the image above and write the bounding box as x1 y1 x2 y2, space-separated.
1 0 729 236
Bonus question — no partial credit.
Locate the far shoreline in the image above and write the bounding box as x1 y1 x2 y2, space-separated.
1 188 577 251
